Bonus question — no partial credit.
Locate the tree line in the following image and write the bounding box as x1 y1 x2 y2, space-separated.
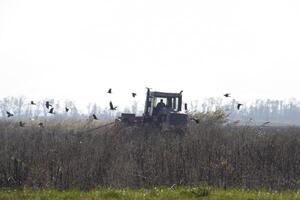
1 96 300 125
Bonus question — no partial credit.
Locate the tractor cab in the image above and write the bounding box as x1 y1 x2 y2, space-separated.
117 88 188 127
143 89 187 126
144 89 182 117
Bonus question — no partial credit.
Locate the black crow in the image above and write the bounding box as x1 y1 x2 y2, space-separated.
132 93 137 98
92 114 98 120
38 122 44 128
237 103 243 110
191 118 199 124
107 88 112 94
233 120 240 124
19 121 25 127
224 93 231 97
48 108 55 114
30 101 36 105
262 121 271 126
6 111 14 117
224 113 232 119
65 107 70 112
45 101 52 109
109 101 117 110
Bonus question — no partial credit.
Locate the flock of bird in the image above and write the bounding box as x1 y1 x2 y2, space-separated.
4 88 135 128
2 89 270 128
190 93 243 124
222 93 271 126
223 93 243 110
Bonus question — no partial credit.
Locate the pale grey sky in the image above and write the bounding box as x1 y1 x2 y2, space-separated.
0 0 300 111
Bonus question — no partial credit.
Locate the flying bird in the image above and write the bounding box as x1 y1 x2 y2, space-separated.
224 93 231 97
107 88 112 94
191 118 199 124
48 108 55 114
237 103 243 110
19 121 25 127
262 121 271 126
232 120 240 125
92 114 98 120
65 107 70 112
225 113 231 118
6 111 14 117
132 93 137 98
38 122 44 128
45 101 52 109
109 101 117 110
30 101 36 105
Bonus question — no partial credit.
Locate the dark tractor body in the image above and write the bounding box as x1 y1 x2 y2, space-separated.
117 89 188 128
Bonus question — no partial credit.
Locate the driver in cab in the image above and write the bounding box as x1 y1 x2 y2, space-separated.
156 99 166 113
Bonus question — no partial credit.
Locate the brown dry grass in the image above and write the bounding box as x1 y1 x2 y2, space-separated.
0 114 300 190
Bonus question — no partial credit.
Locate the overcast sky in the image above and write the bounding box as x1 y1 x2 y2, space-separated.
0 0 300 111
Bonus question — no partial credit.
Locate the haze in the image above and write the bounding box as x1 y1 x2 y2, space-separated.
1 0 300 111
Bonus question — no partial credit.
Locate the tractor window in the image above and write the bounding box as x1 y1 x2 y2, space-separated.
154 97 179 111
173 97 178 111
152 98 167 115
168 97 178 111
155 98 166 107
166 97 179 111
166 97 172 108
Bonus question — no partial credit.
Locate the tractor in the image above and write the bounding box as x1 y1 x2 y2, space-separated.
116 89 188 129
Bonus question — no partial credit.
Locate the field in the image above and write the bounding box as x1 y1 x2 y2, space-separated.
1 187 300 200
1 111 300 199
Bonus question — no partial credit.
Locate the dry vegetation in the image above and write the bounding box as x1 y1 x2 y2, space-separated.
0 112 300 191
